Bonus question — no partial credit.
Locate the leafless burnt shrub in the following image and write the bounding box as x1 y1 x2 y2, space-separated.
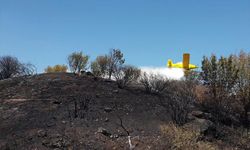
114 65 141 89
0 56 36 80
78 95 92 119
112 102 130 136
139 72 169 94
0 56 20 79
160 80 196 125
20 63 37 76
67 94 93 119
117 115 130 136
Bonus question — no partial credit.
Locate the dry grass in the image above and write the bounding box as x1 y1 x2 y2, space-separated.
160 123 217 150
216 126 250 149
194 85 209 103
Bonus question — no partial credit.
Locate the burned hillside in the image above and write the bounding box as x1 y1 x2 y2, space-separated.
0 72 249 150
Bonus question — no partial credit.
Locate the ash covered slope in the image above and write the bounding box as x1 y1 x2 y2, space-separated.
0 73 168 149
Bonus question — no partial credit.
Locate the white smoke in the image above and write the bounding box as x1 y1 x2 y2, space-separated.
140 67 185 80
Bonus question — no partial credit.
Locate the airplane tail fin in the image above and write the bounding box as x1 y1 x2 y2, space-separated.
167 59 173 67
183 53 190 69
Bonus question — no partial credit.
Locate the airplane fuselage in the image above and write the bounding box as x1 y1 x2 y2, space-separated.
169 62 198 70
167 53 198 70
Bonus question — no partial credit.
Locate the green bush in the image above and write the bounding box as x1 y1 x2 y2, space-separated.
201 50 250 127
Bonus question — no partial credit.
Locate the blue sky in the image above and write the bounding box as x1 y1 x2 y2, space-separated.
0 0 250 72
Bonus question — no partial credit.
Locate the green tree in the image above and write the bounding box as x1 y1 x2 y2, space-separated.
91 55 109 77
201 53 241 125
91 61 101 77
68 51 89 74
107 49 125 79
233 51 250 129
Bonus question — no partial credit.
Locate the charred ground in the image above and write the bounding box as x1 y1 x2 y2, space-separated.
0 73 249 150
0 73 170 149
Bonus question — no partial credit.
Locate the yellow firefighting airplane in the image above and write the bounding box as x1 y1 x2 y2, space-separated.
167 53 198 70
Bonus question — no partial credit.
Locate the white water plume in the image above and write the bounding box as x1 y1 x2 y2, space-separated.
140 67 185 80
